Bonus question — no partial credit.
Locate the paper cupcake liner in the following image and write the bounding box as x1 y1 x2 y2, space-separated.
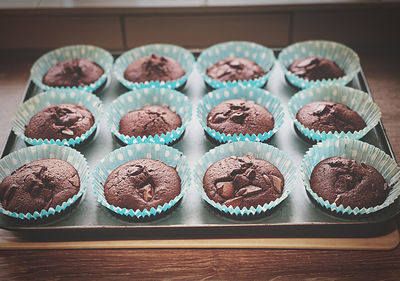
278 40 361 89
92 143 191 219
114 44 195 90
302 138 400 215
31 45 114 92
12 90 103 147
106 88 192 145
0 144 89 220
197 86 284 143
194 142 297 216
287 85 381 142
196 41 275 89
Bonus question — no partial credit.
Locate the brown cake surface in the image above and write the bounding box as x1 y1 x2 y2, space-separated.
124 54 185 83
104 159 181 211
0 159 80 213
25 103 95 140
119 105 182 138
310 157 389 209
289 56 345 81
43 58 104 87
207 99 274 137
206 57 264 82
296 101 366 133
203 155 284 209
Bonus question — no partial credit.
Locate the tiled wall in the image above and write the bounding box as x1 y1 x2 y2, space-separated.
0 7 399 51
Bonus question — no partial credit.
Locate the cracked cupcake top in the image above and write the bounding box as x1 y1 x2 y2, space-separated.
124 54 185 83
288 56 345 81
310 157 389 209
104 159 181 211
119 105 182 138
203 155 284 209
206 57 265 82
296 101 366 133
0 159 80 214
207 99 274 136
43 58 104 87
25 103 95 140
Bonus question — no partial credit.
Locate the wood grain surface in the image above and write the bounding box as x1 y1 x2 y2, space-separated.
0 49 399 280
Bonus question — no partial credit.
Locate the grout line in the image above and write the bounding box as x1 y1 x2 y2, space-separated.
120 15 127 51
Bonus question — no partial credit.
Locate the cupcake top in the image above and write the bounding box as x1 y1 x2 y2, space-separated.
104 159 181 211
206 57 265 82
289 56 345 81
310 157 389 209
119 105 182 138
296 101 366 133
42 58 104 87
0 158 80 214
25 103 95 141
207 99 274 136
123 53 185 83
203 155 284 209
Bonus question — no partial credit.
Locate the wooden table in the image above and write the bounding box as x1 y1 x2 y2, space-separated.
0 50 399 280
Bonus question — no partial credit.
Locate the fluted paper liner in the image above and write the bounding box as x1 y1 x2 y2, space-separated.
0 144 89 220
302 138 400 215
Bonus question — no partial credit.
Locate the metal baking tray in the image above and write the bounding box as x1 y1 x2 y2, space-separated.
1 51 399 240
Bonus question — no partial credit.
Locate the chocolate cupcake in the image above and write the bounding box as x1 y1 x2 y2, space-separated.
296 101 366 134
119 105 182 138
197 41 275 89
30 45 113 91
278 40 361 89
0 158 80 214
25 103 95 141
289 56 345 81
43 58 104 88
104 159 181 211
310 157 388 209
206 99 274 137
203 155 284 209
114 44 195 90
206 58 264 82
124 54 185 83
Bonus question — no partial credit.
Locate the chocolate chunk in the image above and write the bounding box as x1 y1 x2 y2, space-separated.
271 175 283 194
244 168 256 179
61 128 74 136
262 174 272 186
212 113 228 123
141 184 154 202
233 174 250 189
223 196 243 208
216 181 234 199
68 174 80 187
236 185 262 197
230 112 247 124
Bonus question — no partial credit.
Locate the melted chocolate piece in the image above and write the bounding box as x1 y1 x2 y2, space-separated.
289 56 345 81
310 157 388 208
206 57 265 82
124 54 185 83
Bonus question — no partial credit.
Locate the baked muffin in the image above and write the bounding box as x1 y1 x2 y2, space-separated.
207 99 274 136
119 105 182 138
289 56 345 81
124 54 185 83
296 101 366 133
203 155 284 209
104 159 181 210
0 159 80 214
42 58 104 87
25 103 95 140
206 58 264 82
310 157 389 209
